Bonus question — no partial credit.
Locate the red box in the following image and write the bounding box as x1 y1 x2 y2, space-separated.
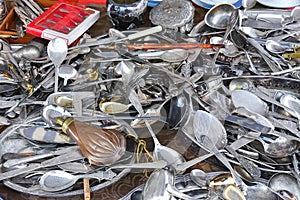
26 0 100 45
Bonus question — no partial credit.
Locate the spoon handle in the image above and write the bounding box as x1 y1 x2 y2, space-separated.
198 135 244 187
166 184 195 200
0 150 84 181
3 146 78 169
176 135 256 172
175 153 213 172
251 87 300 120
226 145 261 178
77 170 117 181
109 160 167 170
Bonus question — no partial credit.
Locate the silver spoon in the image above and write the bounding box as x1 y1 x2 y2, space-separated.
256 135 300 158
190 169 209 188
240 26 279 38
193 110 227 150
47 38 68 92
204 3 236 30
138 49 189 63
142 168 173 200
230 30 260 74
268 173 300 200
198 135 246 191
39 169 116 192
245 182 279 200
231 90 274 129
40 160 167 192
265 40 292 54
231 90 300 157
279 93 300 114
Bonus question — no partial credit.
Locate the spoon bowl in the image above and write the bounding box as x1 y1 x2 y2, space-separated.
204 3 236 30
246 182 279 200
265 40 291 54
257 136 300 158
190 169 209 188
47 38 68 92
279 93 300 114
58 64 78 86
268 173 300 200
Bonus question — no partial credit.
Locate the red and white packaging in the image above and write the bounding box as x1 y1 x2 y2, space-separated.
26 0 100 45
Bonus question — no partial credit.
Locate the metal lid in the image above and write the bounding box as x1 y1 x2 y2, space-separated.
149 0 194 30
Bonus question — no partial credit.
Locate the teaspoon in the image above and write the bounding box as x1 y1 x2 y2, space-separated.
240 26 280 38
47 38 68 93
265 40 293 54
40 160 167 192
39 170 116 192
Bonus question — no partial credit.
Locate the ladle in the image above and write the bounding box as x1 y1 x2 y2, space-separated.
47 38 68 93
204 3 236 30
